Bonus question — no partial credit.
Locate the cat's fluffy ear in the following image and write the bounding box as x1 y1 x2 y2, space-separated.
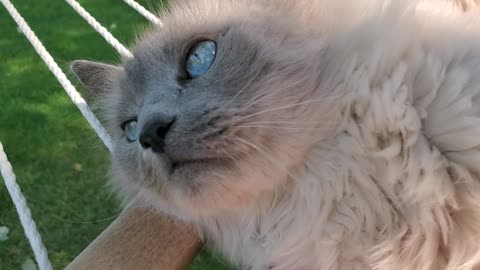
70 60 120 96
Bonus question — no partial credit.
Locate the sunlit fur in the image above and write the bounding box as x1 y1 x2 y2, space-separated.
72 0 480 269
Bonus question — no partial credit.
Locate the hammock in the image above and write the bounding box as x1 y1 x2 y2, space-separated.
0 1 199 269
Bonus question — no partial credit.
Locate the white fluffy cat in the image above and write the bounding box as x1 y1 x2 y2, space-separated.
72 1 480 269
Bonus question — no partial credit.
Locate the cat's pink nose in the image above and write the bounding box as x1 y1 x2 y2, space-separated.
139 118 175 153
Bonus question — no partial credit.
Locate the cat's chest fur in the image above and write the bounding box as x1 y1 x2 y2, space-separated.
200 138 393 270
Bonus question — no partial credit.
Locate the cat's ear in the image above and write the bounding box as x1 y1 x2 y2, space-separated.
70 60 121 97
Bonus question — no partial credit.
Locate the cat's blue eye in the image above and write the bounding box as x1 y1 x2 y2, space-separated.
123 120 138 142
185 40 216 78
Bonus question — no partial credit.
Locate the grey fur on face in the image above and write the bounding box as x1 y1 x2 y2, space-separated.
71 0 335 217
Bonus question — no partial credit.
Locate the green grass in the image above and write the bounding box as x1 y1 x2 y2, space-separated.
0 0 233 269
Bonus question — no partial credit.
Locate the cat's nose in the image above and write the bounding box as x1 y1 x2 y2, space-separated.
139 117 175 153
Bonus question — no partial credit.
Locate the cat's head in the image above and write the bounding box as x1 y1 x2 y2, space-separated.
71 0 337 218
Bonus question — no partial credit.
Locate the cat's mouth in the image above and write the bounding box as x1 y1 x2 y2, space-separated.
170 159 201 172
168 157 228 175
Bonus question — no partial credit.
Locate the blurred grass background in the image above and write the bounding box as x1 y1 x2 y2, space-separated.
0 0 233 269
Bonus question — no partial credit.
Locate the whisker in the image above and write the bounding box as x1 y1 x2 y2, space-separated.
114 206 155 234
111 192 156 233
237 90 273 113
219 145 245 173
223 65 267 109
237 81 345 116
236 125 322 131
225 86 273 118
236 83 300 114
245 120 319 125
233 77 310 115
238 96 331 121
67 213 121 224
229 136 299 181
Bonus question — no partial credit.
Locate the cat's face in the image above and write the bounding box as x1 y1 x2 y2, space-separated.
71 0 335 217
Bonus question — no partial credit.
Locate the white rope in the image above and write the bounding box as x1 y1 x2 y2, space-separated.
1 1 116 268
65 0 133 58
0 0 113 152
123 0 162 25
0 0 142 268
0 142 53 270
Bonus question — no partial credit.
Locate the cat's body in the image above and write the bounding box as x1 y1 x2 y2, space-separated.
72 1 480 269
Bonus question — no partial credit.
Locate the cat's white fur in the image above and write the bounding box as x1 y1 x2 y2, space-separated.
133 1 480 269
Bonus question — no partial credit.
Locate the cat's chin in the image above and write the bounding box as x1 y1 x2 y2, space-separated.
166 158 233 197
159 156 290 219
131 148 290 218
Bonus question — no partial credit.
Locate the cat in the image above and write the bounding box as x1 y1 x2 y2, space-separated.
71 0 480 269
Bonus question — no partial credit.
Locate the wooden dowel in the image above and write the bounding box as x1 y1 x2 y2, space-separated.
65 203 202 270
